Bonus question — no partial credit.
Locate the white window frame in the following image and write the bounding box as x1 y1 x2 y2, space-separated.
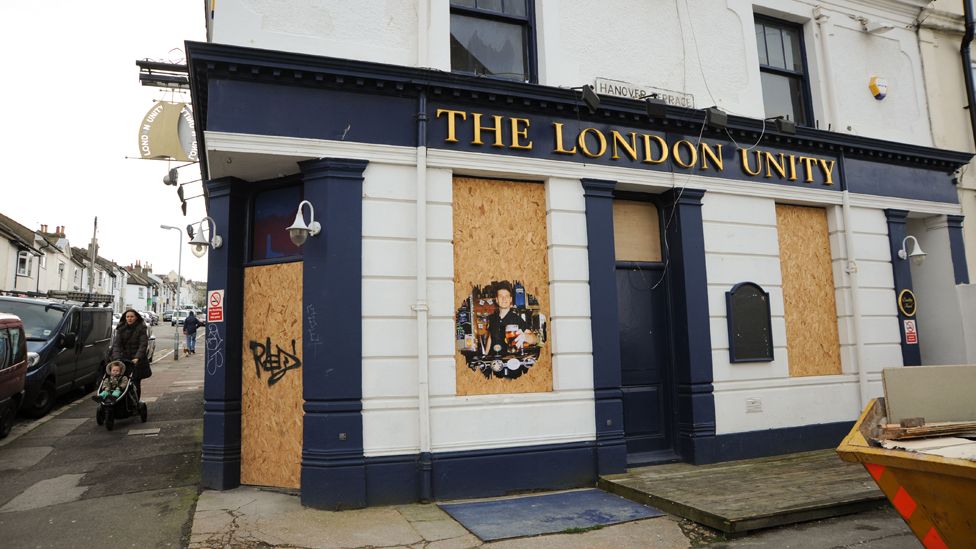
16 251 31 277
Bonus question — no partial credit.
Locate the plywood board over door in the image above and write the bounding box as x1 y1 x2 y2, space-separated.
776 204 841 377
453 177 552 395
241 261 303 489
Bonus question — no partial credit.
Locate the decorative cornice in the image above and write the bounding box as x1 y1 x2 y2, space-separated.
186 41 972 173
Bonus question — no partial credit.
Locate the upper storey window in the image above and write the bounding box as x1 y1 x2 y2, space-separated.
450 0 535 83
755 17 812 127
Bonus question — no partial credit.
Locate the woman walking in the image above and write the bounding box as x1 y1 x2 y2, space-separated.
111 309 150 397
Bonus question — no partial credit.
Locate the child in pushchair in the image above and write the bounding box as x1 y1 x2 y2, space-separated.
93 360 148 431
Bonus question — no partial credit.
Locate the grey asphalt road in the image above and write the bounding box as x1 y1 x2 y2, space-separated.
0 351 203 548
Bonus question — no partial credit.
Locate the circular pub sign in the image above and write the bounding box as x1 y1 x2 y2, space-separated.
898 289 917 317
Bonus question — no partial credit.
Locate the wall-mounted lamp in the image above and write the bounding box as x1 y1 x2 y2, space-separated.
188 216 222 258
286 200 321 247
704 106 728 129
570 85 601 113
858 17 895 34
640 93 667 119
766 115 796 135
163 168 179 186
898 235 926 266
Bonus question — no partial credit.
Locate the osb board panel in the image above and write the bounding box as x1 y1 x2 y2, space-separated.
453 177 552 395
241 262 303 489
613 200 662 262
776 205 841 377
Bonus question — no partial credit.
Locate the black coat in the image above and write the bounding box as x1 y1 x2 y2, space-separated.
183 315 201 334
112 320 149 378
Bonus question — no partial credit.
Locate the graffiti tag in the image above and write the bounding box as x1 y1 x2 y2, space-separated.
305 303 322 359
206 324 224 375
249 337 302 386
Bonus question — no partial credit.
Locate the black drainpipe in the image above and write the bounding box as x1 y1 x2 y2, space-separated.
962 0 976 148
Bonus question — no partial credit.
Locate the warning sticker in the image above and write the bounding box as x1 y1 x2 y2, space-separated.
904 319 918 345
208 290 224 323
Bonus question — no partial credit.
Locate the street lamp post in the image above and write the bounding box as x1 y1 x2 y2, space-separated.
161 225 183 361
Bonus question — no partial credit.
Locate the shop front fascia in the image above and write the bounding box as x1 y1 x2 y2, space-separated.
187 41 972 508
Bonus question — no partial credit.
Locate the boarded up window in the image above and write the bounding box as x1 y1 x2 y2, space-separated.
613 200 662 262
453 177 552 395
776 204 841 377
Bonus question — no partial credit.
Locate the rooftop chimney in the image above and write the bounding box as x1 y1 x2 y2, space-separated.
40 224 48 233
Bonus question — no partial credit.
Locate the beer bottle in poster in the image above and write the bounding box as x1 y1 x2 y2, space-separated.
514 281 526 308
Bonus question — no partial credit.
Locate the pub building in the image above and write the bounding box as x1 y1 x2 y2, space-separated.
187 33 971 508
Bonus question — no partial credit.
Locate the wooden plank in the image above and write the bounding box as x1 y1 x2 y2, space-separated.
599 450 884 534
241 262 303 489
776 205 841 377
883 364 976 423
453 177 552 396
613 200 661 262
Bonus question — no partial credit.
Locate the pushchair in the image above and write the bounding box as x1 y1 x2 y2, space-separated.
94 360 148 431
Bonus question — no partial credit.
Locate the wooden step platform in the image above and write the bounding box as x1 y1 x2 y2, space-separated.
598 449 885 535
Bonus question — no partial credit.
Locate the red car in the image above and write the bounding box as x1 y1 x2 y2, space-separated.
0 313 28 437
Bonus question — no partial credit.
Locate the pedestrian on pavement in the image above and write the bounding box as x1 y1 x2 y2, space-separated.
183 311 201 356
111 309 150 397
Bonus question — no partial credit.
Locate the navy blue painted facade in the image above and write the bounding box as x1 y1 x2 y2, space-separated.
582 179 627 475
694 421 855 464
299 158 369 509
885 209 922 366
662 189 717 463
947 215 971 284
844 157 959 203
202 177 247 490
187 40 973 506
207 79 417 147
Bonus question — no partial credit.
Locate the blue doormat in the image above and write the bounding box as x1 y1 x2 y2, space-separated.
438 489 664 541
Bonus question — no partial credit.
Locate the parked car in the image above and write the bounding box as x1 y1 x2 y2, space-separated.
140 310 159 326
171 310 189 326
0 313 28 437
0 296 117 418
162 310 174 323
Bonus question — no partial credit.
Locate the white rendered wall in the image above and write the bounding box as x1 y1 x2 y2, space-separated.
539 0 932 146
958 284 976 363
917 2 976 283
0 243 14 291
209 0 423 68
907 216 968 365
206 1 935 147
703 194 900 435
360 163 597 457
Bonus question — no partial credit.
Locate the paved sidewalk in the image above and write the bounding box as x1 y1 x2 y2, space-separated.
189 486 692 549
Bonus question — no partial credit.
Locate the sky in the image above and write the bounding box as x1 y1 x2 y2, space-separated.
1 2 209 282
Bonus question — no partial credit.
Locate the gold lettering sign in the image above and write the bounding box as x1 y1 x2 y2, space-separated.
435 109 838 186
898 289 917 317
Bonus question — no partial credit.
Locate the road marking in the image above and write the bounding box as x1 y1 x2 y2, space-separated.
141 397 158 403
173 380 205 385
128 428 161 436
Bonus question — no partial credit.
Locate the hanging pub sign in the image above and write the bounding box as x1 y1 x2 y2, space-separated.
137 101 198 162
898 289 917 317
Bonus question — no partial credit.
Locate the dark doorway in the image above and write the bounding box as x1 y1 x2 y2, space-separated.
611 196 676 465
616 264 676 465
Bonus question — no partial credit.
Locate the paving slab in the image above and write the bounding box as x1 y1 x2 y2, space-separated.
0 446 53 471
0 473 88 512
